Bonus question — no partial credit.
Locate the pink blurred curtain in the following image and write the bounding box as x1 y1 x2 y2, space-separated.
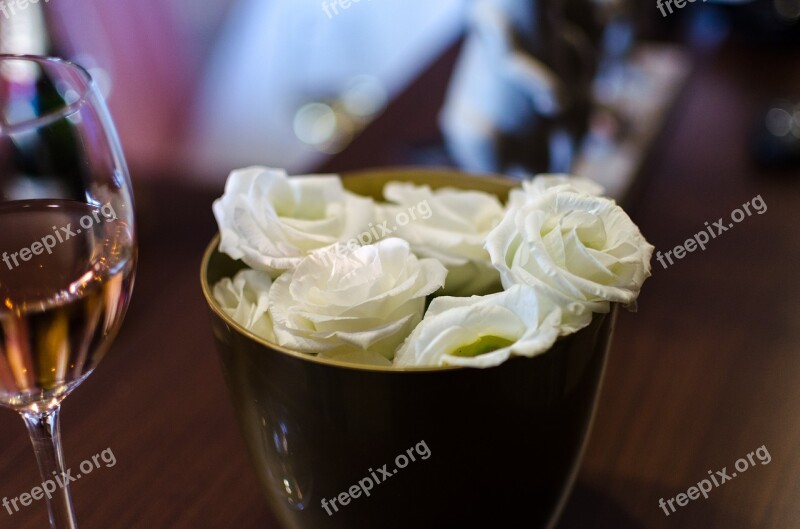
47 0 463 180
49 0 235 174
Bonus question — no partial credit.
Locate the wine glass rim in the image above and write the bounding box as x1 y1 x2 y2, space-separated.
0 54 96 134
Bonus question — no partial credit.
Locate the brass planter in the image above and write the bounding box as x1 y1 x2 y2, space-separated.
200 168 616 529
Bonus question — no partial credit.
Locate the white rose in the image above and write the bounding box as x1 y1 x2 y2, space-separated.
486 189 653 332
382 182 505 296
508 174 604 208
394 285 562 368
212 269 276 342
213 166 376 276
269 238 447 365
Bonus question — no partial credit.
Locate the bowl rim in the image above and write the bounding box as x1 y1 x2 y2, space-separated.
202 234 482 373
200 167 535 373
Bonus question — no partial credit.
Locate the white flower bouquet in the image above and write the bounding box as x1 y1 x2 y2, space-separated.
212 167 654 368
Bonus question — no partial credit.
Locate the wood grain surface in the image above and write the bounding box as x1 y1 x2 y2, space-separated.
0 39 798 529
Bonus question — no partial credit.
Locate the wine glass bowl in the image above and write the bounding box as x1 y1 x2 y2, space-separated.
0 55 136 528
0 199 134 411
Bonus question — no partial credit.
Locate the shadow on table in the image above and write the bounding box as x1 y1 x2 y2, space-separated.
556 482 643 529
555 478 758 529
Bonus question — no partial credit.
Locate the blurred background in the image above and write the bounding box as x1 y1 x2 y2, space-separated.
1 3 800 529
2 0 799 191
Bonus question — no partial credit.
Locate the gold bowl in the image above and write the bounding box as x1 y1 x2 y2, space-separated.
200 168 616 529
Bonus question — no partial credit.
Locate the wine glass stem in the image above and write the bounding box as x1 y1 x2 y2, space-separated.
20 407 78 529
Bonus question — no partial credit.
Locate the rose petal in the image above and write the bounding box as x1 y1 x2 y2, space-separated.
394 285 562 368
269 238 447 359
486 185 651 335
212 269 276 342
382 181 505 296
213 167 377 276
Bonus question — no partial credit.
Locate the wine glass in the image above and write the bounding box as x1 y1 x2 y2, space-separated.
0 55 136 528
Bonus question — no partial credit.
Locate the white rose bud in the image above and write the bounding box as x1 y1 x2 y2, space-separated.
269 238 447 365
382 182 505 296
212 269 276 342
486 189 653 333
508 174 604 208
213 166 376 276
394 285 562 368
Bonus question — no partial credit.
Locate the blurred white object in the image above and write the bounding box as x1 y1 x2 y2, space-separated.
574 45 691 201
441 0 692 203
440 0 585 176
187 0 464 180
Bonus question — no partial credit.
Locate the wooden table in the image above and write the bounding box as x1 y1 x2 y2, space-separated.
1 38 799 529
